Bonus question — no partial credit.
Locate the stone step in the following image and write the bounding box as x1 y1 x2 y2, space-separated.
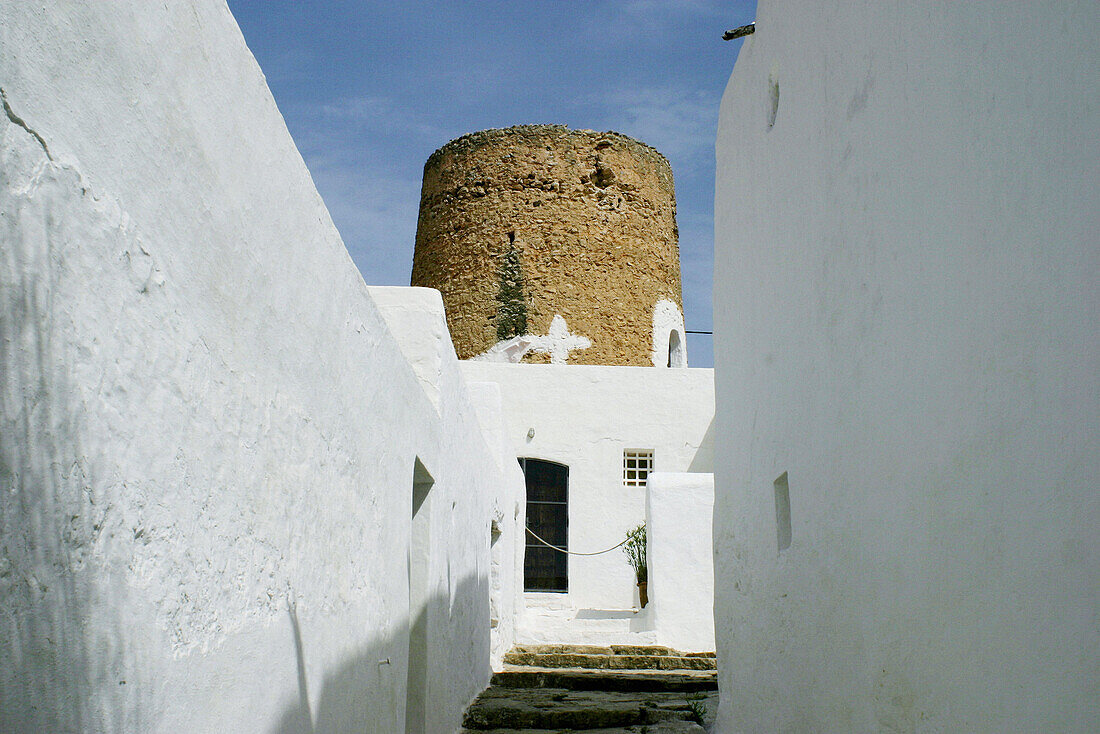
502 651 716 671
461 687 713 731
461 722 705 733
610 646 715 659
512 645 617 656
493 666 717 693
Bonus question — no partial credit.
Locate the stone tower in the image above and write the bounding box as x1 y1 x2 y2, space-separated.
411 124 686 367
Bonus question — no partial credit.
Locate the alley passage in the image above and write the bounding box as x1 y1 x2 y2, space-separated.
461 644 718 733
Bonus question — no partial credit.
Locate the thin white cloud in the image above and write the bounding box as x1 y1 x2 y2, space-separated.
254 47 318 86
276 121 416 284
301 161 423 286
589 0 734 48
314 95 446 141
596 86 717 167
272 94 445 286
622 0 726 15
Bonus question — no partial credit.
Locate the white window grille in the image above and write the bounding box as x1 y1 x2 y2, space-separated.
623 449 654 487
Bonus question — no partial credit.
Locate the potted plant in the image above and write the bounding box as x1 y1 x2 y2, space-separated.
622 523 648 608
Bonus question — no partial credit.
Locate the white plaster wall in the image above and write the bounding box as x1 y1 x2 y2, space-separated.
368 286 453 413
460 363 714 616
0 4 520 732
650 299 688 368
447 373 527 670
713 2 1100 731
645 472 714 652
367 286 526 729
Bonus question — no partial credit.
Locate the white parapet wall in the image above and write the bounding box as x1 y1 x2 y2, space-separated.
645 472 715 652
714 1 1099 732
0 4 521 732
462 378 528 670
368 286 528 672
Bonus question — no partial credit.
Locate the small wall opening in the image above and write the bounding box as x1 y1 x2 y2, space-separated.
489 518 502 629
407 457 434 734
767 75 780 128
667 330 685 367
774 471 791 553
623 449 655 488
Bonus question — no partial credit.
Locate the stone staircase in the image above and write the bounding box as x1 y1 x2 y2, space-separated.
461 645 718 733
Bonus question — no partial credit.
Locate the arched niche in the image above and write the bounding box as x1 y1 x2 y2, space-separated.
667 329 686 367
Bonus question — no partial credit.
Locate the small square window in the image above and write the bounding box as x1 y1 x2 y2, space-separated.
623 450 654 487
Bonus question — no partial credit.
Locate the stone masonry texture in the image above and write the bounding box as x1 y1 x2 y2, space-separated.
412 125 683 365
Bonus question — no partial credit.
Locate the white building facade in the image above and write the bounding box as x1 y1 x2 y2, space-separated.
462 362 714 647
713 1 1099 731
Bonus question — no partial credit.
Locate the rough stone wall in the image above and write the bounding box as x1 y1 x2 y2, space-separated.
412 125 683 366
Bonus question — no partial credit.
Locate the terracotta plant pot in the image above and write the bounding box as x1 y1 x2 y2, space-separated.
638 580 648 609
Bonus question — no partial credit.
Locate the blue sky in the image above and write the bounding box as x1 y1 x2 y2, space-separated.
227 1 756 367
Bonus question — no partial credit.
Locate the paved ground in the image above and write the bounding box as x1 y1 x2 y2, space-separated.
461 645 719 733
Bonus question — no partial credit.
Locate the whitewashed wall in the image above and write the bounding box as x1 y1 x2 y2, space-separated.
464 378 528 670
0 4 521 732
370 287 527 672
461 363 714 621
713 1 1100 731
645 472 714 652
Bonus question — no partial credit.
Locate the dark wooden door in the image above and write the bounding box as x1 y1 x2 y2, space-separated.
520 458 568 592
